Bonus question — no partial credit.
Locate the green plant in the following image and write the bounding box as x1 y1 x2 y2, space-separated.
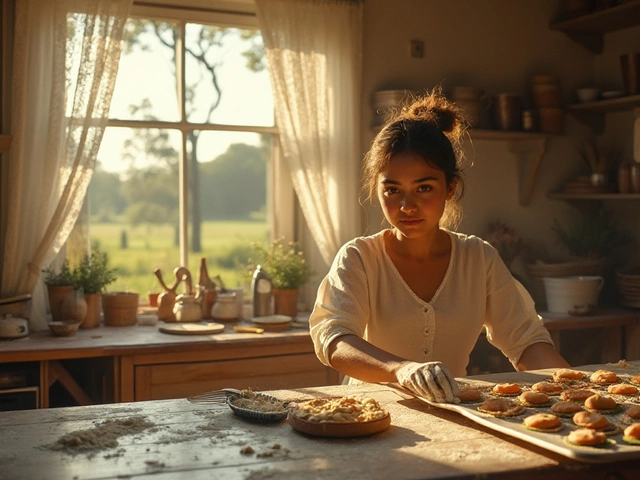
552 207 629 259
43 259 76 286
248 237 311 289
74 249 118 294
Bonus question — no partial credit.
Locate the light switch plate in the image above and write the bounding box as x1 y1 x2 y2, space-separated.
410 40 424 58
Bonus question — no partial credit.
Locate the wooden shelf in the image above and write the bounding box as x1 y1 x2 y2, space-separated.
566 95 640 132
370 126 550 206
548 192 640 200
0 134 12 152
468 130 549 206
550 0 640 53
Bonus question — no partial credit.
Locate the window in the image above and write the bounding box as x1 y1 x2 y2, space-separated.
69 4 279 296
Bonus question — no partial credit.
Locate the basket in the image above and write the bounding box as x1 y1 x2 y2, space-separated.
525 258 609 309
616 265 640 309
101 292 139 326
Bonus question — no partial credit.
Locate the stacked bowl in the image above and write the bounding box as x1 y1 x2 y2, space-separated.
616 266 640 308
371 90 410 130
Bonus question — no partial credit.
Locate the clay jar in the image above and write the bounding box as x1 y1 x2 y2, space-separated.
631 162 640 193
491 94 522 131
618 162 632 193
211 291 239 322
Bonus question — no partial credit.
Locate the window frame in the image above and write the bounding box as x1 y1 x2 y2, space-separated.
109 3 279 267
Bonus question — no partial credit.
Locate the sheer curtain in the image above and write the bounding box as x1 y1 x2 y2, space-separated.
255 0 364 268
0 0 131 331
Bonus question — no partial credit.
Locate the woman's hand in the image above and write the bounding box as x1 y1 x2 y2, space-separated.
395 361 459 403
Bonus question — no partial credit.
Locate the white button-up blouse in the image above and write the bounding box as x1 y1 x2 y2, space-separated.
309 229 553 377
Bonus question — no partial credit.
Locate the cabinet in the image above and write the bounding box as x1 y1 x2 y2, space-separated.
0 134 11 152
550 0 640 53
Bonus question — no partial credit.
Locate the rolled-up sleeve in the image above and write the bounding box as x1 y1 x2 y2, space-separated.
309 243 370 366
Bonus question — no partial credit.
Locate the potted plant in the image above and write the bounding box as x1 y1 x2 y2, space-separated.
248 238 311 317
551 207 628 260
43 259 77 322
74 248 118 328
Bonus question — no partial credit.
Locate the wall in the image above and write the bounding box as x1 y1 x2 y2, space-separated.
359 0 640 293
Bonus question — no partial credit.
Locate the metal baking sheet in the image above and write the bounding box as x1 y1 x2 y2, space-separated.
417 362 640 463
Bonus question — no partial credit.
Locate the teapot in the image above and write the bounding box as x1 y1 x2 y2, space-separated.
173 293 202 322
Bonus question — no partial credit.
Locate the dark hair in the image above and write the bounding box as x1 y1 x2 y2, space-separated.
362 86 468 230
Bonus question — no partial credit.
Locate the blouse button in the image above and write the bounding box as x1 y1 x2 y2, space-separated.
423 307 429 313
423 348 429 355
424 328 429 334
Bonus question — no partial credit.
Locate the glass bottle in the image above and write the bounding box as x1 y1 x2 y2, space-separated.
251 265 272 318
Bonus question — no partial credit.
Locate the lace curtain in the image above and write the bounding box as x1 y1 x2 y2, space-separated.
0 0 131 331
255 0 364 267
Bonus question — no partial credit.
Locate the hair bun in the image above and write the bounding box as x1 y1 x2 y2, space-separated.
403 87 465 136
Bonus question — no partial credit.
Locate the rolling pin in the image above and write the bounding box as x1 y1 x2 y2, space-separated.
233 326 264 334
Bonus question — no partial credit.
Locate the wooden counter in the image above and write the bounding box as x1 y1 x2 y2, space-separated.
1 365 639 480
0 322 340 407
1 308 638 409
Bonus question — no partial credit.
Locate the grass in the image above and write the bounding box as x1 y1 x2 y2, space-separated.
88 219 268 296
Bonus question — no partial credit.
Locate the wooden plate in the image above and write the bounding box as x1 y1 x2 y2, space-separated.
159 322 225 335
288 413 391 438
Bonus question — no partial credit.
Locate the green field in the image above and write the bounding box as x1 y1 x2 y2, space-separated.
88 220 268 296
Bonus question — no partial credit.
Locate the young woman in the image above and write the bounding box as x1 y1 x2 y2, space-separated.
309 88 569 403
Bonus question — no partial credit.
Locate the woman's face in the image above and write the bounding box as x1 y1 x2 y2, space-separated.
377 152 454 239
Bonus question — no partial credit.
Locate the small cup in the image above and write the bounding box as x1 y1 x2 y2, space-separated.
576 87 600 103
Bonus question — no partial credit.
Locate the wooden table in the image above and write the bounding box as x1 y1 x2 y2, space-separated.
1 364 639 480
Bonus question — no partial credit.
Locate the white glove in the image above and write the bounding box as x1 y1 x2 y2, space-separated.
396 361 459 403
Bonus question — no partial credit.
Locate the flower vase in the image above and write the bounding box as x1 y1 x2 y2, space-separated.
80 293 102 329
60 288 88 324
273 288 298 318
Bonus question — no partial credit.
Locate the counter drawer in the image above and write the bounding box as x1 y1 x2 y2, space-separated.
133 353 338 401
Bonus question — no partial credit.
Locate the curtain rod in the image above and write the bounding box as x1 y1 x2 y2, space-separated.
132 1 257 17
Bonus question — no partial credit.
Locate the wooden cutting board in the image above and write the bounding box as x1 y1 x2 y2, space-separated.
159 322 225 335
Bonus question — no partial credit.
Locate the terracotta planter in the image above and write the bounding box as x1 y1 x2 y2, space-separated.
46 285 74 322
102 292 139 326
80 293 102 329
273 288 298 318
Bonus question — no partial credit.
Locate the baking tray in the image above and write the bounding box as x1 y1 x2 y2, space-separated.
415 362 640 463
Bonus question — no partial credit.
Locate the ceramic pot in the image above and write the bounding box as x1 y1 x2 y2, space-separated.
618 162 632 193
60 288 87 324
542 276 604 314
630 162 640 193
273 289 298 318
80 293 102 329
491 94 522 131
211 292 239 322
173 294 202 322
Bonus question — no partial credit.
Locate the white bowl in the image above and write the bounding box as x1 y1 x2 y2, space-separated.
601 90 624 99
576 88 600 103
